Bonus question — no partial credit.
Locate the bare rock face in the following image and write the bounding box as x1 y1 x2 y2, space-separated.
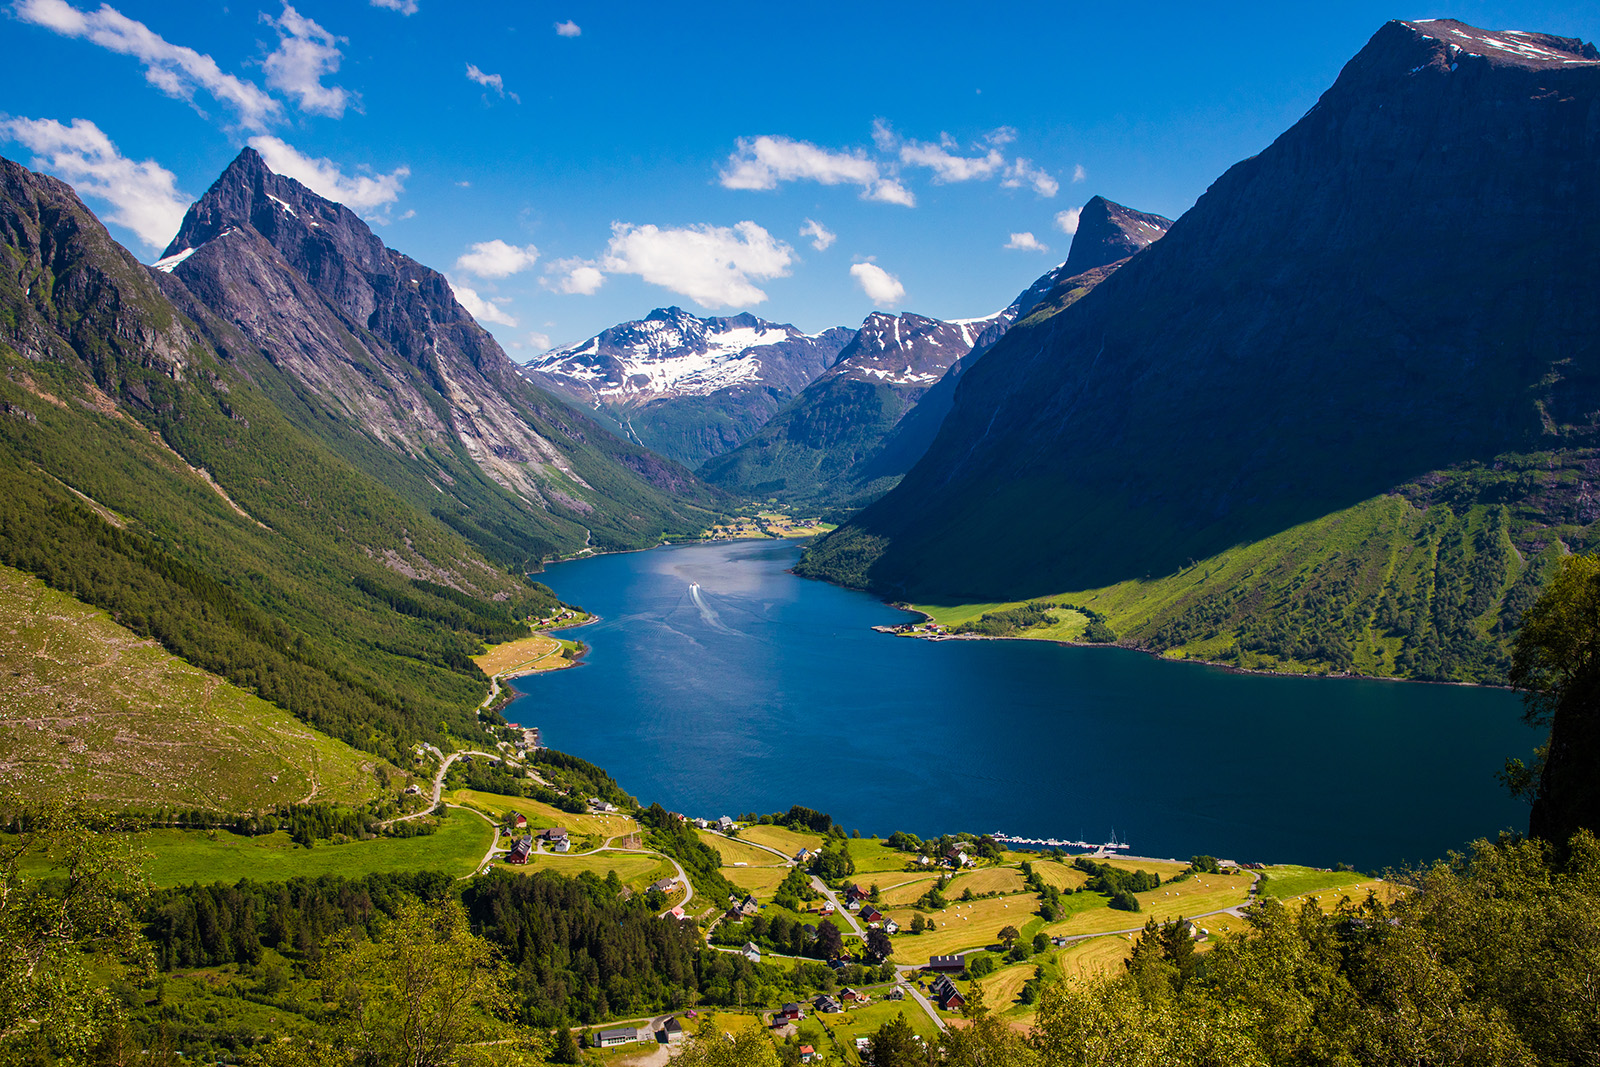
1061 196 1172 276
526 306 852 466
806 18 1600 601
157 149 717 552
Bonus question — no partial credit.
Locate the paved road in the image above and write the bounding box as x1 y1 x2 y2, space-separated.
811 876 866 937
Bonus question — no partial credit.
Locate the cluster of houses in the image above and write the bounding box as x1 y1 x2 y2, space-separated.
594 1017 688 1048
840 884 898 934
511 727 541 754
504 825 570 864
691 815 738 832
587 796 619 814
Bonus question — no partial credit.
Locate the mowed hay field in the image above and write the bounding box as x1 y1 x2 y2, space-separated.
700 831 787 867
724 865 791 897
947 868 1026 896
880 875 941 907
472 634 564 677
1029 861 1090 892
0 563 383 811
447 789 638 839
737 824 823 856
1048 872 1253 936
513 850 675 890
140 814 494 886
1056 935 1136 979
887 894 1041 959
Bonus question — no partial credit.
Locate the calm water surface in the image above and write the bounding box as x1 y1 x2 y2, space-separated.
507 539 1534 870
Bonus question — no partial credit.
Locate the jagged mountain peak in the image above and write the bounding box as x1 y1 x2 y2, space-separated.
1399 18 1599 68
1062 195 1173 276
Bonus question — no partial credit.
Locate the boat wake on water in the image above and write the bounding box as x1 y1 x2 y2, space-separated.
687 581 740 636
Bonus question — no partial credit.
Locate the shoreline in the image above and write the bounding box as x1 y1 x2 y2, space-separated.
879 604 1512 692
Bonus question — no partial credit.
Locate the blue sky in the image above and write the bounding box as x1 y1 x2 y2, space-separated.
2 0 1596 353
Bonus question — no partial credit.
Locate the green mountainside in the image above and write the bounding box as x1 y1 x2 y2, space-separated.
0 153 690 765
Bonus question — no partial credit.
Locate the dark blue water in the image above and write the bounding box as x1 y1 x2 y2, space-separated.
507 539 1536 870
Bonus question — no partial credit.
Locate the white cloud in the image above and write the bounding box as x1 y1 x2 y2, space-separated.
0 116 188 251
1055 208 1082 235
870 118 898 152
542 258 605 296
369 0 417 12
554 20 581 37
449 280 516 326
455 180 471 188
799 218 835 251
261 4 351 119
985 126 1017 147
1072 164 1087 183
850 262 904 307
465 63 518 103
899 139 1004 183
14 0 282 129
248 136 408 214
1004 231 1049 253
1002 158 1059 197
600 221 793 309
527 331 552 352
454 239 539 278
863 178 915 207
719 135 913 206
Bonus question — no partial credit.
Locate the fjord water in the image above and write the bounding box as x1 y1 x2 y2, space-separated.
509 540 1533 870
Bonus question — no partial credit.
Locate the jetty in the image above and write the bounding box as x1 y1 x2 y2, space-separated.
993 831 1130 855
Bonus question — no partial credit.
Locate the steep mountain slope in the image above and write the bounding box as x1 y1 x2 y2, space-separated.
158 149 720 563
800 19 1600 683
0 152 573 763
697 311 1002 508
525 307 853 466
868 199 1171 484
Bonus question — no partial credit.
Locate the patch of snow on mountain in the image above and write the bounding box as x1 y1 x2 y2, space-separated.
266 194 298 218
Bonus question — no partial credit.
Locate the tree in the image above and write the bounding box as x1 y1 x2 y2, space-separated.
998 924 1020 947
673 1024 779 1067
909 914 928 935
865 927 893 961
550 1027 580 1064
867 1012 926 1067
814 918 844 960
320 897 517 1067
1511 553 1600 846
0 802 151 1067
1032 932 1050 954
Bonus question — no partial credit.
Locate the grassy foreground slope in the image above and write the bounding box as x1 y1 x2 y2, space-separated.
907 461 1582 683
0 563 383 810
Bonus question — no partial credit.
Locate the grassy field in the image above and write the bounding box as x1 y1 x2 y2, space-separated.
947 868 1026 896
982 960 1046 1011
735 824 824 856
1258 865 1375 899
1028 861 1089 893
879 875 942 907
511 849 675 890
849 838 921 875
700 830 788 867
724 865 792 897
887 894 1041 960
473 633 568 677
0 563 386 811
139 813 494 886
445 789 638 839
796 995 940 1052
1056 935 1136 979
1047 872 1253 937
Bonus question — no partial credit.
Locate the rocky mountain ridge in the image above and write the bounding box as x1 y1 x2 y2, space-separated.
157 148 718 559
524 306 852 466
